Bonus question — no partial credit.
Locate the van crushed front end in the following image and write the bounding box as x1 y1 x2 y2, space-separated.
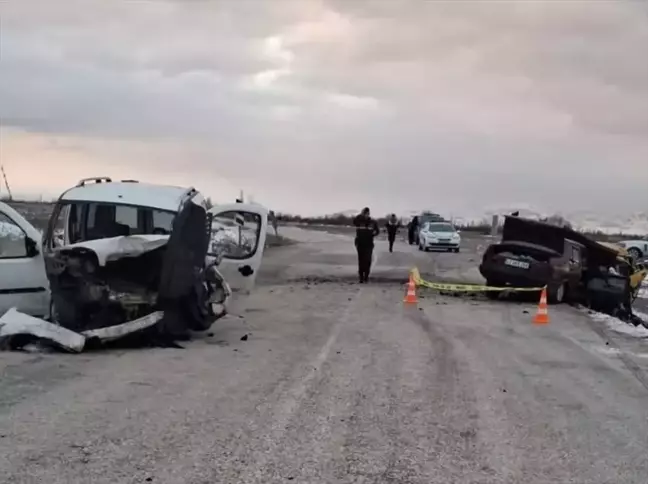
1 200 230 352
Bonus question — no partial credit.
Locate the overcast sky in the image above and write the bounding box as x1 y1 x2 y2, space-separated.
1 0 646 217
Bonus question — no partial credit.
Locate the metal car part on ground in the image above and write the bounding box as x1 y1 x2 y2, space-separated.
0 178 268 350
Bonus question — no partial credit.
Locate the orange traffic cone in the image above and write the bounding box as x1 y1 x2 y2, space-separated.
404 273 418 304
533 287 549 324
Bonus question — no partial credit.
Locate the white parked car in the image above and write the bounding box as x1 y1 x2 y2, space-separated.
0 202 50 317
617 239 648 260
0 177 268 347
418 221 461 253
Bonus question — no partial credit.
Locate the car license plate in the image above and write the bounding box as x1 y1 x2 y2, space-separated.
504 258 530 269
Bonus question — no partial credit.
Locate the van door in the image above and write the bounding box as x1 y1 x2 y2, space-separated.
207 203 268 293
0 202 50 317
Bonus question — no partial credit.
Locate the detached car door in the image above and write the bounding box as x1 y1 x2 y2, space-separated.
0 202 50 317
208 203 268 293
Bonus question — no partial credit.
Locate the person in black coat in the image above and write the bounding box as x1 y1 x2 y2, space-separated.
407 216 419 245
385 213 400 253
353 207 379 283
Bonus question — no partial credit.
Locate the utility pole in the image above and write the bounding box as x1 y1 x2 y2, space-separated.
0 165 13 201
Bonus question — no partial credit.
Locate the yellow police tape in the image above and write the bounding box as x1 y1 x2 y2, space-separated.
410 268 545 293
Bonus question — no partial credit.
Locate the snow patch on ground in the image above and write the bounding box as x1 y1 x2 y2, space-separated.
593 345 648 359
586 310 648 337
593 346 623 357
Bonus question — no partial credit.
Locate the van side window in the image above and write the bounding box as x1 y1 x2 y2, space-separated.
115 206 139 230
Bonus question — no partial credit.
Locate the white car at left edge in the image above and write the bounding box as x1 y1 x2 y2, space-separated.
0 201 50 317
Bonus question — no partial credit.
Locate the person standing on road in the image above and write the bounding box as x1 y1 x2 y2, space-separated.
408 216 419 245
385 213 400 253
353 207 379 283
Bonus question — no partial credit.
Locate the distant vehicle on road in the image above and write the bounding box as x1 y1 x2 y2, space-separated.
418 211 445 225
414 211 446 245
617 239 648 260
418 222 461 253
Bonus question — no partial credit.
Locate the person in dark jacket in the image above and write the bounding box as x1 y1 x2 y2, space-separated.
385 213 400 253
353 207 379 283
407 216 419 245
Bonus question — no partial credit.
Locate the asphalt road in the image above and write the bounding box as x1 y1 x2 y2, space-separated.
1 228 647 483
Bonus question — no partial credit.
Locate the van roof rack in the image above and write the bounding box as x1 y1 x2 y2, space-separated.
76 177 113 187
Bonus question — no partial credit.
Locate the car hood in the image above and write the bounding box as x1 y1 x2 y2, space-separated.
58 234 170 266
426 231 458 238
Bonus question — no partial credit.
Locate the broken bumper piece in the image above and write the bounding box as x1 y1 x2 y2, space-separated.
0 308 85 352
0 308 164 352
81 310 163 343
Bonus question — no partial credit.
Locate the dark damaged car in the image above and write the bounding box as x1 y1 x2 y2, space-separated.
0 178 268 351
480 216 645 320
480 216 587 303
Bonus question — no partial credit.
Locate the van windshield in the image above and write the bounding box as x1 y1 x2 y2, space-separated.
50 201 177 245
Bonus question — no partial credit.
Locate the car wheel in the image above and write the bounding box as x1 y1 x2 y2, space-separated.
547 282 566 304
454 248 460 253
628 247 642 260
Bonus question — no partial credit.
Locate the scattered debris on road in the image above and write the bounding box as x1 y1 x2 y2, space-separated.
0 307 86 352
